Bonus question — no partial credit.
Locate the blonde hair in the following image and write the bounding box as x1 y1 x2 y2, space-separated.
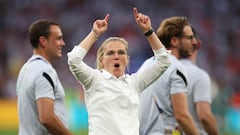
96 37 128 70
157 16 190 49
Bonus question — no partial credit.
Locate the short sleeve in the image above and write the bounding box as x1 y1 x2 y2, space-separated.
193 72 211 103
34 72 55 100
169 69 188 94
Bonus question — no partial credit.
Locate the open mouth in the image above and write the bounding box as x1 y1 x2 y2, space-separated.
114 63 120 68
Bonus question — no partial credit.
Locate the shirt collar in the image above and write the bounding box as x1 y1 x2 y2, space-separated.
29 55 51 65
100 69 127 81
181 58 193 65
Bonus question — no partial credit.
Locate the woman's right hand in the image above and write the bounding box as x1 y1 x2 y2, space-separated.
92 14 110 37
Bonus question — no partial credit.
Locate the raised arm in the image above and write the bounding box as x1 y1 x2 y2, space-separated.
133 7 164 51
132 7 170 92
80 14 109 51
67 15 109 89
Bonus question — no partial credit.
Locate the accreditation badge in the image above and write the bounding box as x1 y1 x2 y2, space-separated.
172 129 181 135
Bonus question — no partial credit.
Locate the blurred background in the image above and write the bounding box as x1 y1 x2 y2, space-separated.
0 0 240 135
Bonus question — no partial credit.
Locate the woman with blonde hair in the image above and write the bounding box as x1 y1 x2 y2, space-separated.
67 7 170 135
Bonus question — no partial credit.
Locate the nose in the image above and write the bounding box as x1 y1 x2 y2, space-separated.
191 37 197 46
113 53 120 59
61 40 65 46
113 52 122 60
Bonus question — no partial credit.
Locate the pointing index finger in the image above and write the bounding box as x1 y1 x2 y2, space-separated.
104 14 110 22
133 7 139 19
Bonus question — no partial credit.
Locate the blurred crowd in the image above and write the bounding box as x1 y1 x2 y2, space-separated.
0 0 240 133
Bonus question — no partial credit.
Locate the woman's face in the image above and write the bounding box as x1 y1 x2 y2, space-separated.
100 40 129 78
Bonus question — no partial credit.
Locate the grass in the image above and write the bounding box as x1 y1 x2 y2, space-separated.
0 129 18 135
0 128 88 135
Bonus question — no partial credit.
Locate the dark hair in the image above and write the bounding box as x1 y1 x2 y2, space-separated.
156 16 190 49
28 19 59 48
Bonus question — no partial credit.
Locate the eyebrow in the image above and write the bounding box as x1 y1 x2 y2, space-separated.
105 49 127 55
56 35 63 40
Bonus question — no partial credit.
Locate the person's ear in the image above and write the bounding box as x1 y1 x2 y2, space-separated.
99 56 104 68
170 37 179 48
39 36 47 48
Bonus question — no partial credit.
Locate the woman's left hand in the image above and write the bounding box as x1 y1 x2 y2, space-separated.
133 7 152 34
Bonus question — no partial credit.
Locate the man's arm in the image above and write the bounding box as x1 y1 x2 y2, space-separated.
171 93 199 135
196 102 219 135
37 98 72 135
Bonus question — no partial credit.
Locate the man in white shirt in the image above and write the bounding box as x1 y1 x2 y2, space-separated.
138 16 199 135
16 20 72 135
180 27 219 135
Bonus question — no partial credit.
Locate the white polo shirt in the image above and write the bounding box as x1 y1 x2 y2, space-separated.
67 46 170 135
181 59 211 135
138 54 188 135
16 55 68 135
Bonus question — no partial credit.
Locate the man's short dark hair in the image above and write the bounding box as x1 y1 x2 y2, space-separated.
28 19 59 48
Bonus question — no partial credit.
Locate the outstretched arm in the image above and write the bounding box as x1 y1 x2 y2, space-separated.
79 14 109 51
133 7 164 51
